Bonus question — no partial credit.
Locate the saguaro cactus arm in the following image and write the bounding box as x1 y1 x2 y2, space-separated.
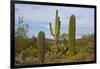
49 22 55 36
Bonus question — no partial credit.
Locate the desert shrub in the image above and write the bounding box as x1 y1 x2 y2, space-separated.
22 46 37 61
15 37 28 54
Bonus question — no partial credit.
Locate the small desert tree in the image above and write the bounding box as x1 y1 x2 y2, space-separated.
15 16 29 53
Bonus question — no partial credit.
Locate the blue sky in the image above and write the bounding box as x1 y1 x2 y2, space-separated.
15 4 94 39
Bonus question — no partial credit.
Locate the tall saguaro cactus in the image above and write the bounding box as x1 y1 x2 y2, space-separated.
68 15 76 56
37 31 45 64
49 10 61 46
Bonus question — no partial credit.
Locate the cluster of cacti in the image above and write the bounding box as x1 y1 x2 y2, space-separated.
68 15 76 56
49 10 76 56
49 10 61 47
37 31 45 63
16 12 77 65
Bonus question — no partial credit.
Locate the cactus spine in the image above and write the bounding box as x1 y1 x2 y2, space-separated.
37 31 45 63
49 10 61 46
68 15 76 56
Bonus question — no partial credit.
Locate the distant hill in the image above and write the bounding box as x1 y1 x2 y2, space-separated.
45 38 54 43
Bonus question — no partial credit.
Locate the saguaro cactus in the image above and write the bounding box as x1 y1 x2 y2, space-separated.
37 31 45 64
49 10 61 46
68 15 76 56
